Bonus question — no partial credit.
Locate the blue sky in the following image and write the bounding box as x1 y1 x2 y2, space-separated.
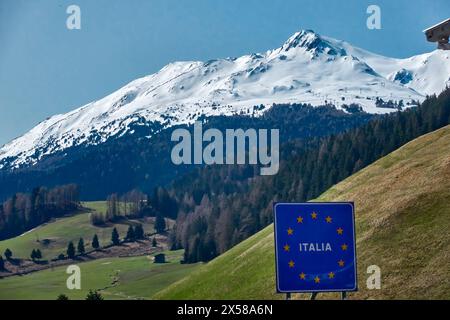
0 0 448 145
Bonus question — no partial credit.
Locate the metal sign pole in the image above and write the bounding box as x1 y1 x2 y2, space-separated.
287 292 347 300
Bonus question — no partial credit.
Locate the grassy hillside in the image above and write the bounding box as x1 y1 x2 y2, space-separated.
156 125 450 300
0 250 200 300
0 202 156 260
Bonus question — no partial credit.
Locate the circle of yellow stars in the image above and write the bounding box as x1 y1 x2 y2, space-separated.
282 210 349 284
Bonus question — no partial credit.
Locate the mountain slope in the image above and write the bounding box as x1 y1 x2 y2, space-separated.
1 30 448 170
0 104 374 200
155 125 450 300
335 39 450 96
0 202 160 260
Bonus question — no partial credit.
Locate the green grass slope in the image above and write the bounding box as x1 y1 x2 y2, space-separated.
156 125 450 300
0 250 199 300
0 202 155 260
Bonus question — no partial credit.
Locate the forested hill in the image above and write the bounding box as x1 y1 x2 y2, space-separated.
168 88 450 263
0 103 373 201
157 123 450 300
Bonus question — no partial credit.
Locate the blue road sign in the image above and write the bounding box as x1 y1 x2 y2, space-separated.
274 202 357 293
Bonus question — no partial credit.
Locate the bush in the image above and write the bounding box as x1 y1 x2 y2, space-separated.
85 290 104 300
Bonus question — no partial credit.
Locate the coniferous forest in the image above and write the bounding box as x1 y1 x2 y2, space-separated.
167 89 450 263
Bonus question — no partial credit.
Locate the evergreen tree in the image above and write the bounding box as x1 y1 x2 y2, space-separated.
92 234 100 250
111 228 120 246
35 249 42 260
31 249 37 261
125 225 135 242
155 214 166 234
4 248 12 260
85 290 104 300
56 294 69 300
67 242 76 259
0 255 4 270
77 238 85 255
134 224 145 239
152 237 157 247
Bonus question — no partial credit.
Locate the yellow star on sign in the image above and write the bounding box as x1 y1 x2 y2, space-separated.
283 244 290 252
328 272 335 279
297 216 304 224
338 259 345 267
299 272 306 280
288 260 295 268
311 212 318 219
314 276 320 283
325 216 332 223
341 243 348 251
287 227 294 235
337 227 344 235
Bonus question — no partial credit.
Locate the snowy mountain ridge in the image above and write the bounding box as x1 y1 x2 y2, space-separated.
1 30 449 169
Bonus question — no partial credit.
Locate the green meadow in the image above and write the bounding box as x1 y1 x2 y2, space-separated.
0 202 155 260
0 250 200 300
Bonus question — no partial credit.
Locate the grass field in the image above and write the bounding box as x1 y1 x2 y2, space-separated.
0 202 156 260
156 125 450 300
0 250 200 300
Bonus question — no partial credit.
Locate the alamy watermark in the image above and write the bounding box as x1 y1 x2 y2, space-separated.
66 264 81 290
171 121 279 175
366 265 381 290
66 5 81 30
367 5 382 30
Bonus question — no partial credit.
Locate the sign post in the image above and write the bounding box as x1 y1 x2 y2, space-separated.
274 202 357 299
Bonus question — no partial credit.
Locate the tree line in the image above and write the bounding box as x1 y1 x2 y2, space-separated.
0 184 80 240
0 223 162 269
64 225 145 259
90 188 175 234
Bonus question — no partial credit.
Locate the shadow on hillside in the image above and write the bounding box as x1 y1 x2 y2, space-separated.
6 258 21 266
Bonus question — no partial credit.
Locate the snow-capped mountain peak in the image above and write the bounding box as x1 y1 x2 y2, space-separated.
1 30 449 170
281 30 347 57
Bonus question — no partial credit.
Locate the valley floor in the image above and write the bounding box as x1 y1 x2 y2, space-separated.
0 202 195 300
0 238 167 278
0 250 200 300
